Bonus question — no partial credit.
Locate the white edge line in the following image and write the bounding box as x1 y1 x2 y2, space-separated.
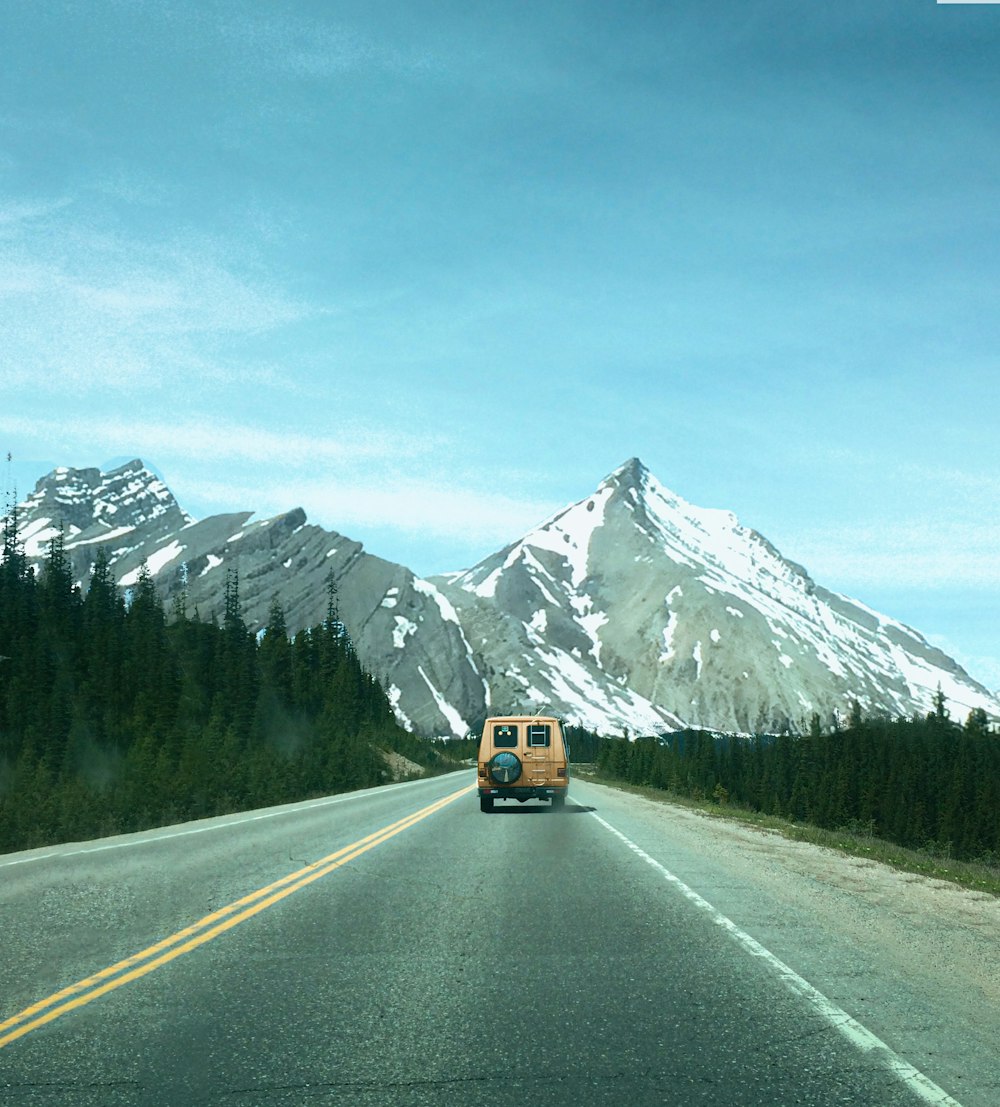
0 774 448 870
587 808 965 1107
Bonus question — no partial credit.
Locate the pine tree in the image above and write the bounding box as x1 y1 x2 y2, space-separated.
259 597 292 705
930 685 950 728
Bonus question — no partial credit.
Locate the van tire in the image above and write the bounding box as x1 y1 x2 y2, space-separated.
480 796 494 813
488 751 522 784
552 793 566 811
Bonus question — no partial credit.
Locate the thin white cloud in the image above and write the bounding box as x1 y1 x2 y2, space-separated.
291 478 555 544
0 413 439 470
0 406 548 553
771 446 1000 592
221 13 436 81
183 472 557 551
2 403 553 556
0 204 314 393
4 235 309 334
0 195 73 228
894 460 1000 505
786 521 1000 591
88 168 169 208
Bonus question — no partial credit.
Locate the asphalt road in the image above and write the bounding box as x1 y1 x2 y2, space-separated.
0 772 988 1106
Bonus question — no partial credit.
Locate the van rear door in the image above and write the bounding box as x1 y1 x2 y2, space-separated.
522 721 556 789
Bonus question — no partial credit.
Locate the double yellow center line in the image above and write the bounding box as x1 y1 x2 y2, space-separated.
0 782 472 1049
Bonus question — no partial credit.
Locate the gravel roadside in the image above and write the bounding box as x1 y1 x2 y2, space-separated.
576 778 1000 1107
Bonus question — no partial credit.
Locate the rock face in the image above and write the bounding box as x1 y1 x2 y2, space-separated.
15 461 487 737
18 462 191 548
12 458 1000 737
432 458 1000 734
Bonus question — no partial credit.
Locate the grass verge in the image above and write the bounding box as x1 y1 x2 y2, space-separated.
580 771 1000 898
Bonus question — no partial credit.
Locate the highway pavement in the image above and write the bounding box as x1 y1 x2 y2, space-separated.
0 771 991 1105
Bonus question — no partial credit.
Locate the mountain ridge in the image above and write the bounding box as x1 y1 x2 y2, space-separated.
9 457 999 736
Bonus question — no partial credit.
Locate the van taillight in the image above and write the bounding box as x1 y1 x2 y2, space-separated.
557 767 566 777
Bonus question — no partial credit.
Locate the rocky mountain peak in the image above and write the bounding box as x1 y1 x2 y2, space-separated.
20 459 192 559
13 461 487 738
603 456 648 491
434 460 1000 734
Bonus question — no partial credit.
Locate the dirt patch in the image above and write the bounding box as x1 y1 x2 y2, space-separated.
379 749 426 782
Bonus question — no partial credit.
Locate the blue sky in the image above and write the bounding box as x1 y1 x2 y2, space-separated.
2 1 999 691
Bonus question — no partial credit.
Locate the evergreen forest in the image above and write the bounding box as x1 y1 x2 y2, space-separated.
0 515 460 854
4 508 998 866
596 702 1000 863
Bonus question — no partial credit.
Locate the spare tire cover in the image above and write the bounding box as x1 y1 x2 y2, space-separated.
489 751 522 784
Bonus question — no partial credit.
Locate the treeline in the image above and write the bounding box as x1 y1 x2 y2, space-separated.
565 724 603 763
448 722 603 763
597 699 1000 862
0 517 451 853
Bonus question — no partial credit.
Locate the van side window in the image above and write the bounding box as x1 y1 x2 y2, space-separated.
493 724 518 747
527 724 550 747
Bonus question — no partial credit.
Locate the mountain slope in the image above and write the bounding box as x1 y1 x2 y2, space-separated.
15 461 487 737
11 458 999 737
432 458 999 733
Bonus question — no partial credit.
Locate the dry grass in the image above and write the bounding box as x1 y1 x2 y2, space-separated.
588 773 1000 899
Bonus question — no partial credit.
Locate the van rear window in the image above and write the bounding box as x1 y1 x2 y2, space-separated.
493 724 518 747
527 724 550 747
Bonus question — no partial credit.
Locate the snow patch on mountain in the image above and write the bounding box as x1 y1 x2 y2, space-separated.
21 520 62 557
412 577 460 625
393 616 418 649
387 685 413 731
521 483 613 588
417 665 468 736
660 612 680 662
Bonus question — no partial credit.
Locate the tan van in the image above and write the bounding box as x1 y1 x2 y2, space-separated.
477 714 570 812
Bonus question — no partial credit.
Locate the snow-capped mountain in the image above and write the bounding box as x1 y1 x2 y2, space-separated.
10 458 999 737
13 461 487 737
19 462 191 552
432 458 1000 734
